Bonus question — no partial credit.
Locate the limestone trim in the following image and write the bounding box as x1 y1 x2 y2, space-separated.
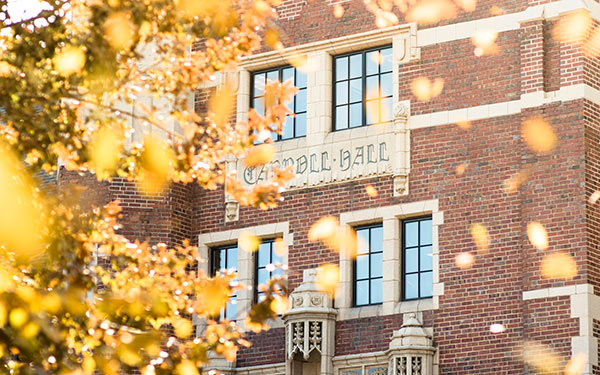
333 351 389 375
234 363 286 375
521 283 598 374
232 25 416 196
409 84 600 130
197 222 293 327
336 200 444 320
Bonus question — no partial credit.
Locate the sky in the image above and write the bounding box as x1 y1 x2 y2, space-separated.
5 0 51 23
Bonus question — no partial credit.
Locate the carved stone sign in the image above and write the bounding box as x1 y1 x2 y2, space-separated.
242 140 392 188
236 101 410 192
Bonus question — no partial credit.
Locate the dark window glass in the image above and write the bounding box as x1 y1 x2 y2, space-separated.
211 245 238 320
354 224 384 306
251 66 307 141
255 239 284 302
403 217 433 300
333 46 393 130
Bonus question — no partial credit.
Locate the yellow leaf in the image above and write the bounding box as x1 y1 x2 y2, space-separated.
138 136 176 195
411 77 432 102
270 295 289 314
244 144 275 167
316 264 340 294
455 163 467 176
565 353 587 375
9 308 27 328
0 142 46 259
590 191 600 204
365 185 378 197
0 61 16 77
553 10 592 44
117 346 142 366
54 45 86 76
333 4 344 18
456 120 471 129
489 323 505 333
0 303 6 327
521 117 557 154
308 216 339 242
176 360 199 375
541 251 577 280
455 252 475 269
503 168 530 194
406 0 457 25
527 222 549 250
472 30 498 56
209 85 234 128
88 126 123 177
490 6 504 16
455 0 477 12
21 322 39 338
173 318 194 339
521 341 562 374
470 223 489 254
83 357 96 375
105 12 136 50
239 231 260 253
274 238 288 257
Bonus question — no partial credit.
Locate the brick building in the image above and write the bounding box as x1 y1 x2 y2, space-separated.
59 0 600 374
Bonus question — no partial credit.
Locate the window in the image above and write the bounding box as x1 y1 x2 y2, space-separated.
402 217 433 300
211 245 238 320
354 224 383 306
251 66 307 140
334 46 393 130
255 239 284 302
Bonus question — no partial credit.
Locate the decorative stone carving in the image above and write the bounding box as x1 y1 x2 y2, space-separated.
224 201 239 222
284 269 337 375
394 102 409 126
387 314 434 375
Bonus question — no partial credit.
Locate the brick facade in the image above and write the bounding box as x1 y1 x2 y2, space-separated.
58 0 600 374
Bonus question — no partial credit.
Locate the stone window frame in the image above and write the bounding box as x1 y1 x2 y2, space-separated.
235 23 419 149
197 222 293 328
337 200 444 321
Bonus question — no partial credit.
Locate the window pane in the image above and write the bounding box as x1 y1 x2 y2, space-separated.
296 88 307 112
405 221 418 247
336 57 348 80
420 272 433 298
296 113 306 137
227 248 237 270
356 229 369 255
366 51 379 76
336 81 348 104
381 97 393 123
380 48 393 72
225 298 237 320
258 268 269 285
336 106 348 130
266 70 278 84
282 116 293 140
356 254 369 280
253 97 265 116
370 226 383 252
366 99 378 125
366 76 379 99
258 243 271 266
349 103 362 128
296 70 307 88
370 278 382 304
356 280 369 306
349 78 362 103
349 54 362 79
420 246 433 271
380 73 392 97
282 67 294 83
420 219 432 245
405 248 418 273
405 274 419 300
370 252 382 278
254 73 265 96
